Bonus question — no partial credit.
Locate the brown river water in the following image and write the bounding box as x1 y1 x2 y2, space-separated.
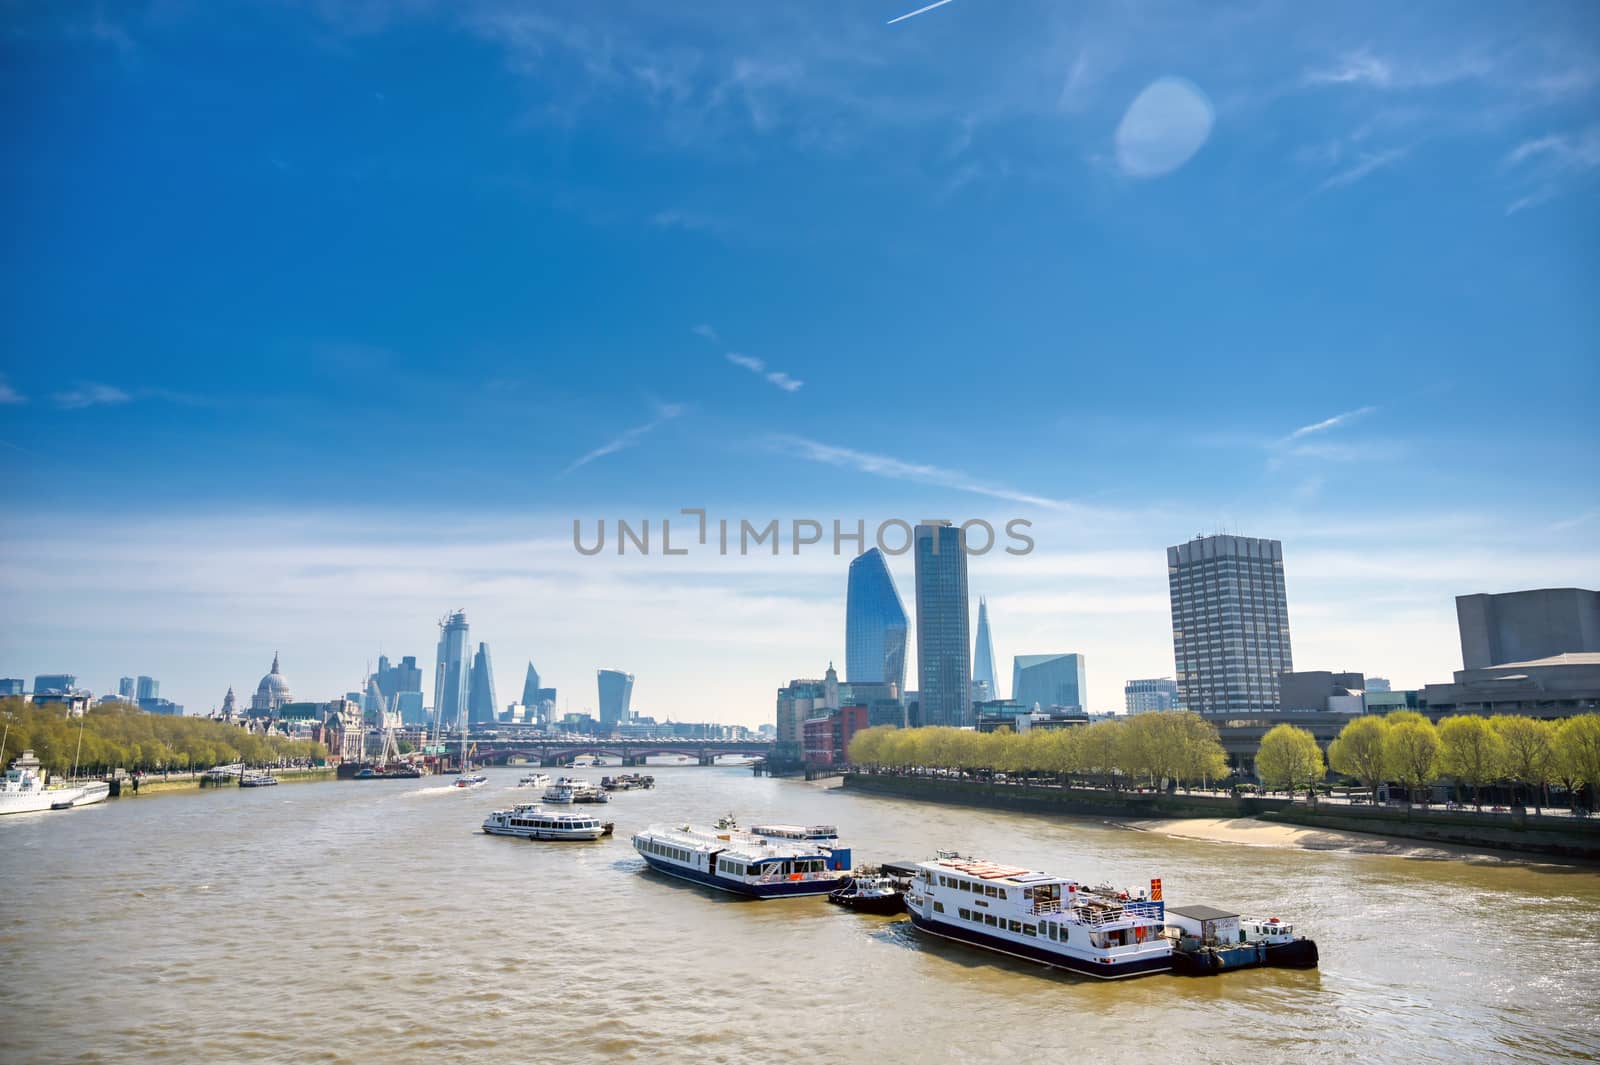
2 765 1597 1064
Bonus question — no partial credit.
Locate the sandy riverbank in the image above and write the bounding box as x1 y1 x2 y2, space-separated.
1120 816 1524 863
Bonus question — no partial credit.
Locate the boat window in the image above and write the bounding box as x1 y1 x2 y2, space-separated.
958 908 970 921
933 901 945 914
1047 924 1057 941
985 914 998 927
1009 920 1022 933
1023 924 1036 937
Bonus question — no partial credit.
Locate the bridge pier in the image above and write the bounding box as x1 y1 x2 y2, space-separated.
698 755 716 767
622 755 646 767
541 754 564 768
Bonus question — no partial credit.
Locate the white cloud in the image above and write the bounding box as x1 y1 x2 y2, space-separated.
691 324 720 343
562 403 684 474
764 371 803 393
772 434 1069 510
1304 50 1393 88
53 383 132 410
720 343 803 392
1317 148 1407 191
725 352 765 373
1280 406 1378 444
1113 78 1214 179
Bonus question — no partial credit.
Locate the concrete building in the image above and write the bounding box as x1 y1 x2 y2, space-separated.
0 679 24 697
1456 588 1600 670
803 704 869 766
249 653 294 715
1012 653 1086 713
1168 535 1293 715
1125 677 1180 714
1419 653 1600 720
914 522 971 728
1366 677 1392 693
433 611 473 730
597 668 635 730
1278 670 1367 714
32 674 76 695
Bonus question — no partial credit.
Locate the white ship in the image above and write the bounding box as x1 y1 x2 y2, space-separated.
52 780 111 809
1 750 80 816
632 821 851 898
482 803 612 841
904 853 1173 980
542 782 575 804
516 772 552 789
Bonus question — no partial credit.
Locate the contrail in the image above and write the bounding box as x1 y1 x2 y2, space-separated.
888 0 956 25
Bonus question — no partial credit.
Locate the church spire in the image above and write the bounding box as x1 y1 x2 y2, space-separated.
271 651 280 674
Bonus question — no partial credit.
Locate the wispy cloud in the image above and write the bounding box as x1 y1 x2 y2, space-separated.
691 324 720 344
53 383 132 410
1279 406 1378 444
1305 50 1393 88
1552 508 1600 532
1501 126 1600 213
700 326 804 393
563 403 685 475
725 353 764 373
1303 49 1492 91
771 434 1068 510
1317 148 1407 191
0 376 24 405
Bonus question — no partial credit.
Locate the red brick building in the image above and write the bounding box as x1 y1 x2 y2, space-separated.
802 705 869 766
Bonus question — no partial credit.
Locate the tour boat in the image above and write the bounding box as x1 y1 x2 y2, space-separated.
52 780 111 809
517 772 552 789
903 853 1173 980
454 774 488 789
542 782 575 803
828 874 907 915
632 821 852 898
240 772 279 788
601 773 655 791
1165 907 1319 975
1 750 78 815
482 803 612 841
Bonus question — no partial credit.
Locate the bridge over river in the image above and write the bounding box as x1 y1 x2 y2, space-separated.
436 737 774 767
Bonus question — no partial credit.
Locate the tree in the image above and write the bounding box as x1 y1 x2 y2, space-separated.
1436 715 1504 810
1493 716 1555 813
1554 715 1600 812
1384 718 1441 805
1076 721 1123 788
1329 716 1390 804
1255 724 1325 798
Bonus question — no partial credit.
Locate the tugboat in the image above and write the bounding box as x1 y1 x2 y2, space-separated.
1165 907 1319 975
828 873 907 915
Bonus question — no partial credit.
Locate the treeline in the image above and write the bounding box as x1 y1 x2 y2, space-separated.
847 712 1230 789
0 699 326 776
1299 710 1600 811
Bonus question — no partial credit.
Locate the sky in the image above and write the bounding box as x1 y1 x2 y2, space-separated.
1 0 1597 725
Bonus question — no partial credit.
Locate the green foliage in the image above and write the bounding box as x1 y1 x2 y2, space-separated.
846 712 1229 788
1384 718 1441 803
1436 715 1504 808
1328 716 1390 802
1554 716 1600 809
1254 724 1325 797
0 698 326 776
1491 715 1556 812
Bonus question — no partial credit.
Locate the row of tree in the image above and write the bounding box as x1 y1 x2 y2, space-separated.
0 699 327 776
847 712 1230 788
1256 711 1600 810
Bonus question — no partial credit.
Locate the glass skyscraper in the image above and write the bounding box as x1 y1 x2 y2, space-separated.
914 522 971 728
971 596 998 703
468 642 498 723
845 548 908 696
1012 653 1086 712
433 610 473 729
597 668 634 730
1167 534 1294 715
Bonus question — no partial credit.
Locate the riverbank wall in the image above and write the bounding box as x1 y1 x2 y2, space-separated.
1261 804 1600 861
840 773 1290 818
118 767 336 795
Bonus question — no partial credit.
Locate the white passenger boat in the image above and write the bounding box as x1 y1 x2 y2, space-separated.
483 803 612 841
632 822 852 898
453 774 488 789
52 780 111 809
542 782 575 804
517 772 552 789
904 853 1172 980
1 750 78 816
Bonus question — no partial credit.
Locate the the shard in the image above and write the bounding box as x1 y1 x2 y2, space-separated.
972 596 999 702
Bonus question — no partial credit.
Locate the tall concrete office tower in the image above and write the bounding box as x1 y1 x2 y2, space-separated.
433 610 473 729
845 548 908 696
468 642 498 724
914 522 971 728
1167 534 1294 715
597 668 635 730
971 597 999 703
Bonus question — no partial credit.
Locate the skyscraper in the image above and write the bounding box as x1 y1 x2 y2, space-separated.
972 596 999 703
1124 677 1180 714
914 522 971 728
136 676 159 702
521 662 543 706
118 677 136 701
1012 653 1086 712
468 642 498 724
433 611 473 729
1168 534 1294 715
845 548 908 696
597 668 634 730
32 674 76 694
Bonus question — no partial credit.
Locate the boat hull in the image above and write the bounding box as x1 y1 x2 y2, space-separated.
906 910 1172 980
0 793 62 815
639 854 846 899
1171 937 1319 975
827 890 906 915
483 824 606 842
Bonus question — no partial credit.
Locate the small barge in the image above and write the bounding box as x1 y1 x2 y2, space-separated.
1165 906 1319 975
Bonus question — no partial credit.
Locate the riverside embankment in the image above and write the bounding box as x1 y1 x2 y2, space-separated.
841 773 1600 862
116 767 335 794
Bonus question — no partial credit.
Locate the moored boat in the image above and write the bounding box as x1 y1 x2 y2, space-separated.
240 772 279 788
542 782 575 804
632 821 852 898
827 874 907 915
1165 907 1319 975
517 772 552 789
2 750 85 816
903 853 1172 980
482 803 611 841
52 780 111 809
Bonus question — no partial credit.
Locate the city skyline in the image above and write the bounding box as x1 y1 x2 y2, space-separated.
1 2 1596 726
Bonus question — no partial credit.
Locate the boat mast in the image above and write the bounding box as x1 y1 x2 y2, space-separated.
71 713 86 781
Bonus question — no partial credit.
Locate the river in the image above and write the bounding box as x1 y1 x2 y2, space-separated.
2 765 1597 1064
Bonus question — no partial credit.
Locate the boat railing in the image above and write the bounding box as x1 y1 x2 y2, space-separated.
1031 899 1062 915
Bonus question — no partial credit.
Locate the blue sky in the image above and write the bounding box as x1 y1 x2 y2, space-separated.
2 0 1596 723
